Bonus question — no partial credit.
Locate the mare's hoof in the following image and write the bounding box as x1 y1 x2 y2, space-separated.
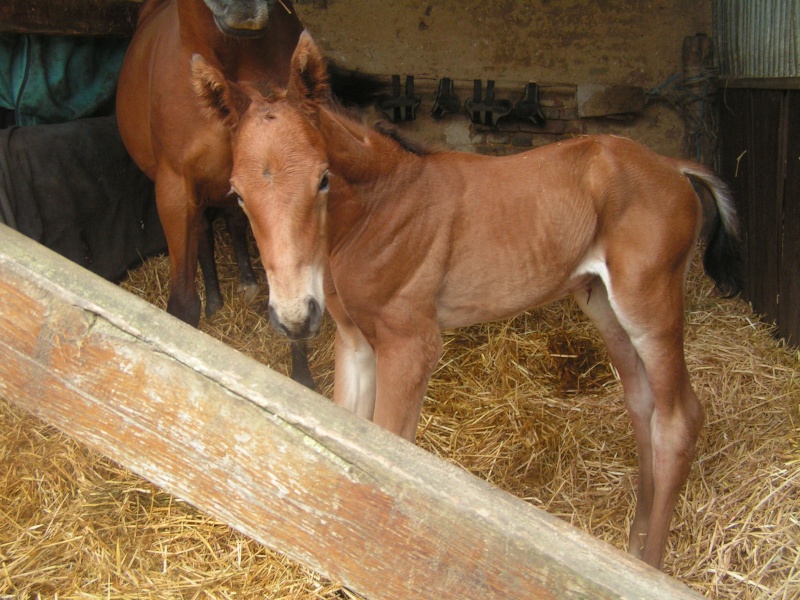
204 295 224 319
239 281 260 303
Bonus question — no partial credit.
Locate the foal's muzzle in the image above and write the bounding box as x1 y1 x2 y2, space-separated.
268 297 323 341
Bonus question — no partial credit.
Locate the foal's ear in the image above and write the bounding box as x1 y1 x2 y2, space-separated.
287 31 331 105
191 54 251 128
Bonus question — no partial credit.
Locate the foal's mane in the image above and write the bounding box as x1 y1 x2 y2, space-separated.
318 97 432 157
371 121 433 156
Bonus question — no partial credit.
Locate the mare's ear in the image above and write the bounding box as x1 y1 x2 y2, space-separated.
191 54 251 128
287 31 331 105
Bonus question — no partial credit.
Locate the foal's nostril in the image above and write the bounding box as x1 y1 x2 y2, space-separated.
268 303 288 336
306 297 322 327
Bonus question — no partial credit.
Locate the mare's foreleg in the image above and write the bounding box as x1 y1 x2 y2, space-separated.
157 171 203 326
223 205 259 301
289 340 315 390
198 209 224 318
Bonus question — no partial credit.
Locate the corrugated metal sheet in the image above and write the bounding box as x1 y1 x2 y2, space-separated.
714 0 800 78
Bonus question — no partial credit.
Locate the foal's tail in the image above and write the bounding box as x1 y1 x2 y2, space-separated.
681 165 743 298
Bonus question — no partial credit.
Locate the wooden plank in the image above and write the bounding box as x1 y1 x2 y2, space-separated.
722 77 800 91
0 225 701 599
779 90 800 345
0 0 141 37
719 88 752 288
720 88 783 323
748 89 786 326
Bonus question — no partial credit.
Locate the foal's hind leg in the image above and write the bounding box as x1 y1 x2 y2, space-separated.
595 270 702 569
574 279 656 558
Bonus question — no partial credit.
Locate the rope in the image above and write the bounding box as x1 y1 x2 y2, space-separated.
649 65 719 164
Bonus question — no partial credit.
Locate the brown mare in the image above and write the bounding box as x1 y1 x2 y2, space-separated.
192 33 742 569
115 0 314 385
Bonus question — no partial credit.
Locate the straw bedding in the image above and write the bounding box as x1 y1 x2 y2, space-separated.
1 224 798 599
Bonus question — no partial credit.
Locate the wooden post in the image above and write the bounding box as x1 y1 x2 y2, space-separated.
0 0 142 36
0 225 701 599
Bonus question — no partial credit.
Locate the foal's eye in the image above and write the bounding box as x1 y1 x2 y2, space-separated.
319 171 330 193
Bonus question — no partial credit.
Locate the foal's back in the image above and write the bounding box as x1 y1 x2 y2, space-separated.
431 135 704 329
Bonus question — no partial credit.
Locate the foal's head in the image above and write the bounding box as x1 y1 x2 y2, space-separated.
191 33 332 340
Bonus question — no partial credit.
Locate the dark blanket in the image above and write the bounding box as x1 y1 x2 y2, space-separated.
0 116 166 281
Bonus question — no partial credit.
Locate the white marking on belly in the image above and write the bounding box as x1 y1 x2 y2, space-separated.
571 253 646 342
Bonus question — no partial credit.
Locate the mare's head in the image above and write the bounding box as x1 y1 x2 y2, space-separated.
202 0 281 37
191 32 332 340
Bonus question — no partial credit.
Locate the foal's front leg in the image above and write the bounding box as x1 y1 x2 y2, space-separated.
372 324 443 442
328 293 377 420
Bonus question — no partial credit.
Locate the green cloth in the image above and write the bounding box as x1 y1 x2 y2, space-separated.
0 34 129 125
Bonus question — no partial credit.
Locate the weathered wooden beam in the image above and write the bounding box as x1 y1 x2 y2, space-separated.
0 0 142 37
577 83 645 117
0 225 701 599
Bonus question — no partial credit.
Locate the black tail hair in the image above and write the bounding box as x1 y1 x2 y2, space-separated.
682 166 743 298
702 211 743 298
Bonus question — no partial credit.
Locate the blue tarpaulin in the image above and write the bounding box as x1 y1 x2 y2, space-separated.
0 33 130 125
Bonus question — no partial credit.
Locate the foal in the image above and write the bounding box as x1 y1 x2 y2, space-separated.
192 33 741 569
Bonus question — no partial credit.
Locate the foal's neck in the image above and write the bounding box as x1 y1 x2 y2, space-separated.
319 107 426 252
319 107 423 192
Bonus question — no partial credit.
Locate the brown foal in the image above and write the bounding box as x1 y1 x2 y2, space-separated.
192 33 741 569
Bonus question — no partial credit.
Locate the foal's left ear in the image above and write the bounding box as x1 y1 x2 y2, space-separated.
287 31 331 105
191 54 251 128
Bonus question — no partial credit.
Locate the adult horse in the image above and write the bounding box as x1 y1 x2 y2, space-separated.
192 33 742 569
117 0 310 384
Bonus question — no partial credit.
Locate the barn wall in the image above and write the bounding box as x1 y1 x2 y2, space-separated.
296 0 713 159
1 0 714 158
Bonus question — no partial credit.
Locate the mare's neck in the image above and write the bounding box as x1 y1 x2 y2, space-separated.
176 0 303 82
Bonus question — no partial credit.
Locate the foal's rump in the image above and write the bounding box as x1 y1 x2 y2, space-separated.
544 136 741 295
